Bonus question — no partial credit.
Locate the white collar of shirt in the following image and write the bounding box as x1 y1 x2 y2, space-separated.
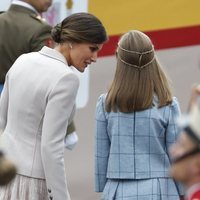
12 0 38 14
186 183 200 199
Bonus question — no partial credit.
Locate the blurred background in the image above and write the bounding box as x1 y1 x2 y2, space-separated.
1 0 200 199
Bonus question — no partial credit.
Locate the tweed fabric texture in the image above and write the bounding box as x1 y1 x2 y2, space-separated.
95 94 184 198
101 178 181 200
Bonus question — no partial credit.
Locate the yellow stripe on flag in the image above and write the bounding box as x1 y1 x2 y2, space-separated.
89 0 200 35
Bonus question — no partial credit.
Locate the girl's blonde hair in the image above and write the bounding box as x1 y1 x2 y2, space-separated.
106 30 172 112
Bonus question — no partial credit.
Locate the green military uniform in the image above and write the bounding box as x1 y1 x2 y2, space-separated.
0 4 76 135
0 4 52 83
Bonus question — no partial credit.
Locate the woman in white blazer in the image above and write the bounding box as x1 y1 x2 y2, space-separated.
0 12 107 200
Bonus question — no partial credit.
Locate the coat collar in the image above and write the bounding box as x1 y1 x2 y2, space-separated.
8 4 37 16
12 1 38 14
39 46 68 66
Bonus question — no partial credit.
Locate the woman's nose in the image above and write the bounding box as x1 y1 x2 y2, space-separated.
91 52 97 62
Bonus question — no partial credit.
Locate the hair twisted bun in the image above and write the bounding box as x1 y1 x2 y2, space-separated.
51 23 62 43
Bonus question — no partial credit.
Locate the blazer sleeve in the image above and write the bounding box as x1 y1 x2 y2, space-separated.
0 74 9 133
41 72 79 200
165 97 181 156
95 94 110 192
165 97 185 195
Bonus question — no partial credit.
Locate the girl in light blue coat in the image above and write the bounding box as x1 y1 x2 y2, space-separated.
95 30 184 200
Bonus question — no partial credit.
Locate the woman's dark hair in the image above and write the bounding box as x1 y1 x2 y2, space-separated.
51 12 108 44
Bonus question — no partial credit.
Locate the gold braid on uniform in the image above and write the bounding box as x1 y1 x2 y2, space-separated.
117 44 155 71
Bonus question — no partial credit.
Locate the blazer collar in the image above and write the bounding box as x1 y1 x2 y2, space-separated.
39 46 68 66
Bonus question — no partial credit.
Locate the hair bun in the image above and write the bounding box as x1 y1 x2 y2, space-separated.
51 23 62 43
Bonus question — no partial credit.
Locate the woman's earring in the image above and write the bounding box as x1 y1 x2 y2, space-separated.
69 43 72 49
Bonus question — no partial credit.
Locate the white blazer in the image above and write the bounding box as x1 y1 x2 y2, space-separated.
0 46 79 200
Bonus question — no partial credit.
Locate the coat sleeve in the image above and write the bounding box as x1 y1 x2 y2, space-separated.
95 94 110 192
165 97 185 195
41 72 79 200
165 97 181 154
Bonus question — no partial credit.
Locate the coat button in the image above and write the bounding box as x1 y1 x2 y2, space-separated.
48 189 51 193
49 196 53 200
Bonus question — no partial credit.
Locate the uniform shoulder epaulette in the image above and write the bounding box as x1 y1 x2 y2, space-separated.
30 13 47 23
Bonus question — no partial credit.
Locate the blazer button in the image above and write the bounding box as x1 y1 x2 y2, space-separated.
48 189 51 193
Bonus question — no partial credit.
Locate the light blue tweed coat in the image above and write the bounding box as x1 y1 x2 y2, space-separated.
95 94 183 195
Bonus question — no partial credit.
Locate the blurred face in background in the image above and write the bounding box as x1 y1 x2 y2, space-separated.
170 132 196 160
26 0 52 13
170 132 200 187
